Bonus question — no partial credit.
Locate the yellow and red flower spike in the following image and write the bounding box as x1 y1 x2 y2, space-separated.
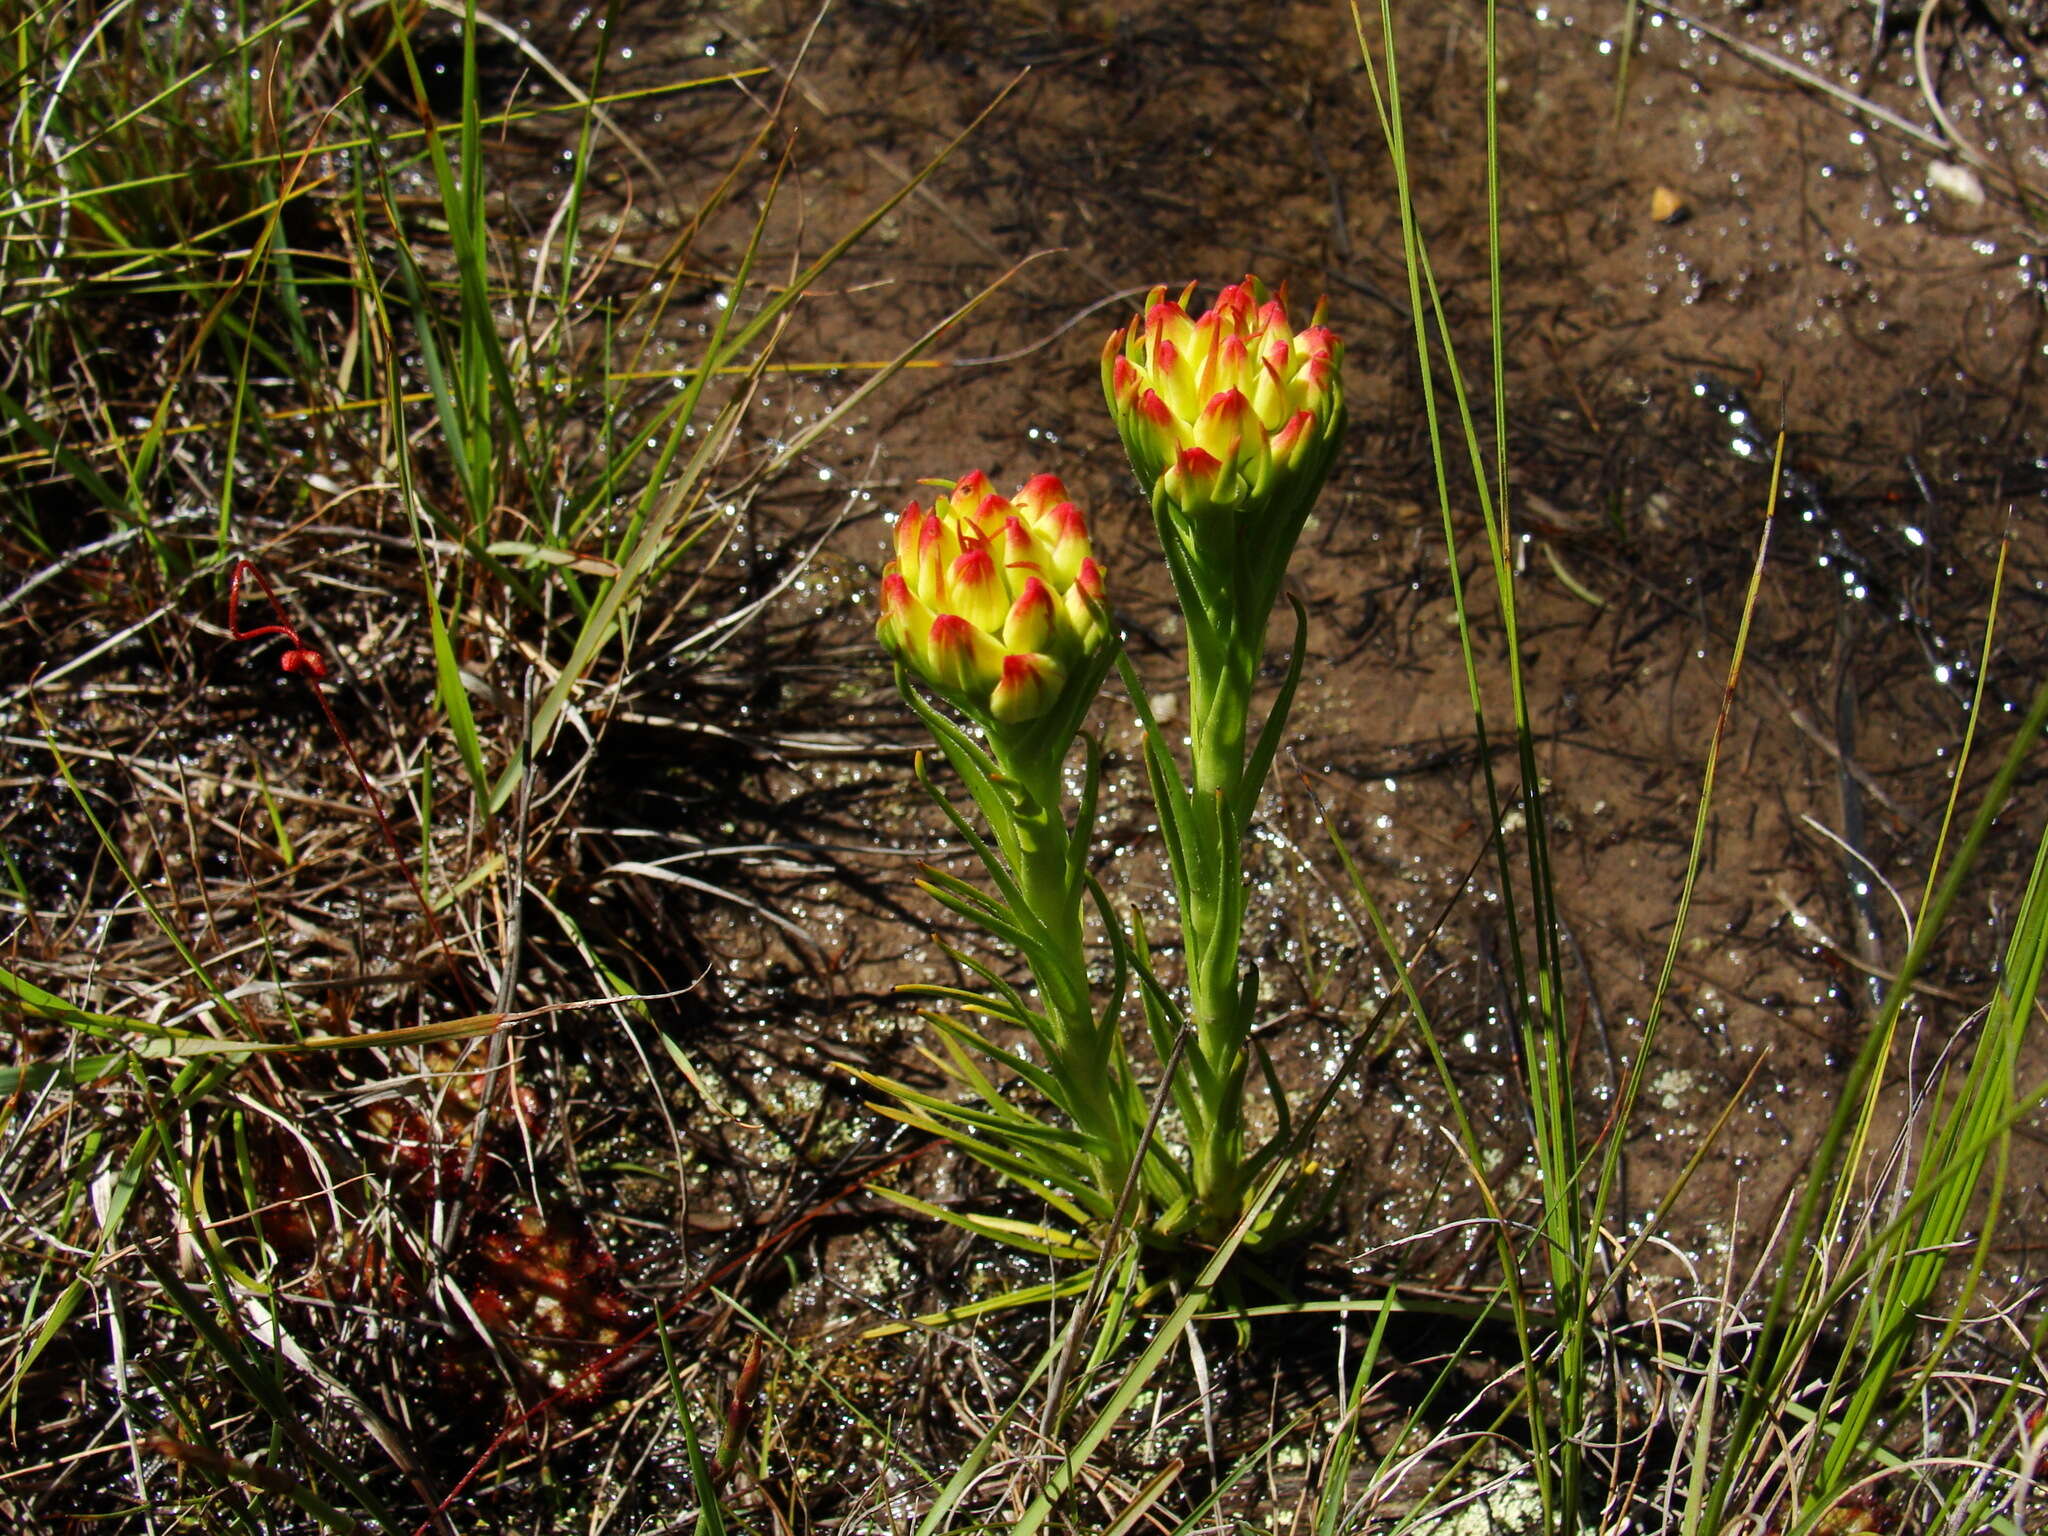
1102 275 1343 522
876 473 1111 726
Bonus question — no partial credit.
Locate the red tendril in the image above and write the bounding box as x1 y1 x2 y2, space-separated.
227 559 467 995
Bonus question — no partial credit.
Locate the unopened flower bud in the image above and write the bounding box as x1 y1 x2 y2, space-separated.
990 651 1067 724
1102 275 1343 525
876 473 1112 726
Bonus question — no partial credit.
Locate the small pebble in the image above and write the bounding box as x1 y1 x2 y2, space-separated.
1650 185 1689 224
1927 160 1985 207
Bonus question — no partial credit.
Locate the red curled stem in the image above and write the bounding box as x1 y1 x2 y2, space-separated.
228 559 470 993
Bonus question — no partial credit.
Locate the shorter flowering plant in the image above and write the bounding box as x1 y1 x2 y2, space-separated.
861 474 1156 1242
1100 277 1346 1236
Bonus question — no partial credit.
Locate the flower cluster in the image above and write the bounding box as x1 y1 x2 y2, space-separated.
1102 276 1342 520
864 276 1348 1254
875 472 1109 725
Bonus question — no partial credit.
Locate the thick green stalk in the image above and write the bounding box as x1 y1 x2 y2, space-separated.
1179 600 1260 1234
1151 496 1309 1236
1001 756 1134 1210
1005 781 1093 1051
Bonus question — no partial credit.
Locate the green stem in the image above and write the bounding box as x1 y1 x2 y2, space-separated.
1000 754 1134 1212
1180 608 1259 1235
1147 488 1323 1239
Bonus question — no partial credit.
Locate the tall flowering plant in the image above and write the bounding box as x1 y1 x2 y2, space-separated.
1103 277 1345 1235
862 278 1344 1258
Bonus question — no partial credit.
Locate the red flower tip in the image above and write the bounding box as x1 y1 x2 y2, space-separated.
989 650 1066 724
1038 500 1092 586
1017 472 1067 507
1145 299 1188 332
1044 500 1088 539
1196 388 1253 453
1272 410 1316 460
1002 577 1057 653
946 545 1008 632
1010 574 1055 612
1137 389 1175 428
894 501 927 562
951 544 997 582
1212 280 1258 326
1296 325 1339 359
912 513 948 591
997 515 1039 564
